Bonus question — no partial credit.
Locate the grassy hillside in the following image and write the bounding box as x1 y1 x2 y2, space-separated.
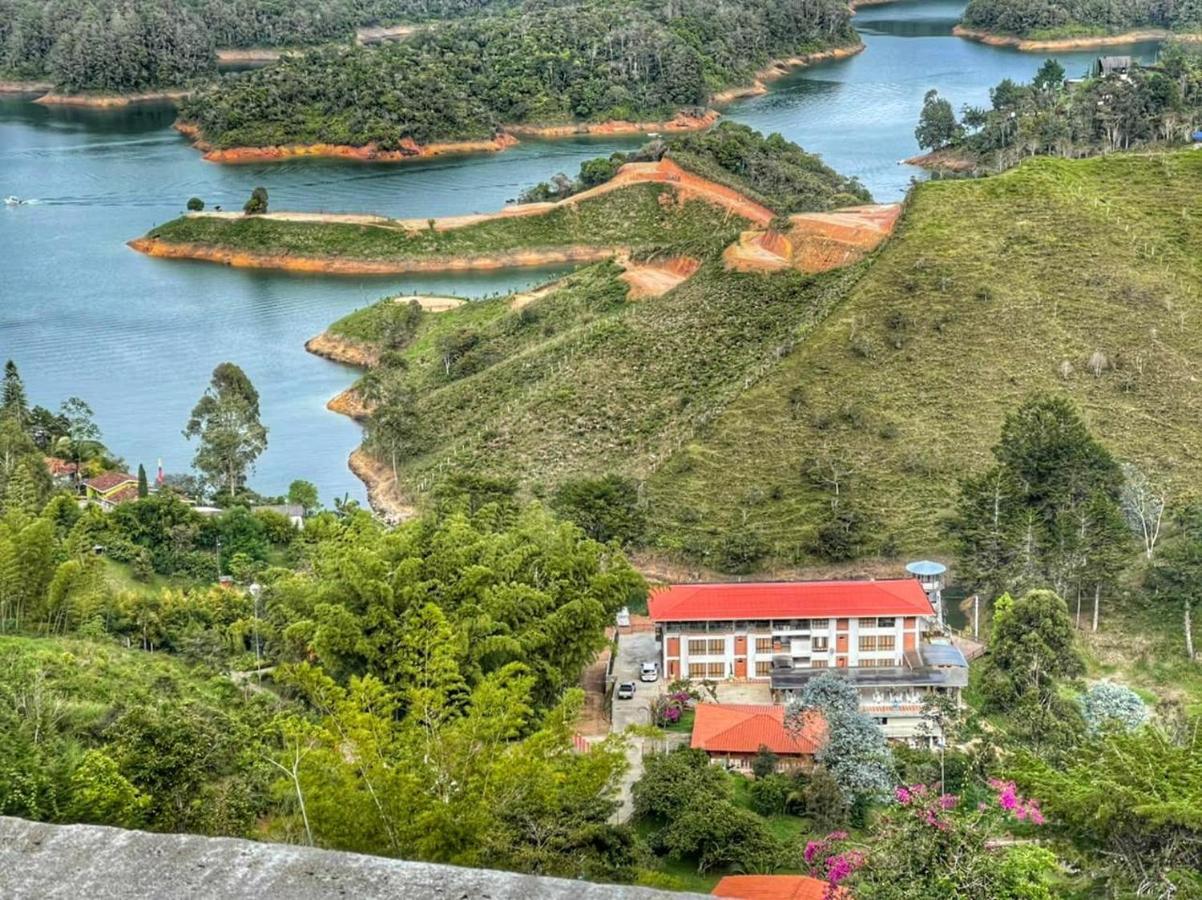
645 151 1202 566
344 259 864 496
143 184 741 262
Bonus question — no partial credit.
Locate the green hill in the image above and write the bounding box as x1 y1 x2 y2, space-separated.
960 0 1202 38
646 150 1202 567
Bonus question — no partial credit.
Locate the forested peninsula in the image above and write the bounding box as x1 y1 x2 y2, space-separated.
0 0 500 94
175 0 860 153
957 0 1202 46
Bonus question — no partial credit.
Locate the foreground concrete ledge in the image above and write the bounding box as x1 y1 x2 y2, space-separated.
0 817 703 899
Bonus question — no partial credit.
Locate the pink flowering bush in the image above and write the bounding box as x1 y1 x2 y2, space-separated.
807 781 1057 898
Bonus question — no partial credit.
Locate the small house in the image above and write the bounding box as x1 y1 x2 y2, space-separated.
1094 56 1132 78
252 503 306 529
83 472 139 510
690 703 825 773
43 457 78 487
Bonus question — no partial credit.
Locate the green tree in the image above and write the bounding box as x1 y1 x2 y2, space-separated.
980 590 1084 747
186 196 204 211
915 89 961 150
552 474 645 546
632 748 730 822
287 479 319 515
803 765 849 830
1033 58 1066 92
59 396 102 478
137 464 149 499
1 361 28 427
183 362 268 498
1150 503 1202 661
243 186 268 215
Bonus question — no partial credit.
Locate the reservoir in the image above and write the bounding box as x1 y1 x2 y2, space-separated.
0 0 1160 503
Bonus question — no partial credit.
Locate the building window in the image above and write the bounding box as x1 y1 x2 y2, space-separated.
810 659 828 669
755 661 772 677
688 638 725 656
859 635 879 651
878 635 896 651
812 636 829 651
705 662 726 678
755 637 773 654
877 617 896 628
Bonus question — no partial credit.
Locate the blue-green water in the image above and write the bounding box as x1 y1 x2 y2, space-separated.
0 1 1162 503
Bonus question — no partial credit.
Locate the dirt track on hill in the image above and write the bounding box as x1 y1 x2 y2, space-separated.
723 203 903 274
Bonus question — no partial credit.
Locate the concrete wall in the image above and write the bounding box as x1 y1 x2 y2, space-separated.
0 817 705 900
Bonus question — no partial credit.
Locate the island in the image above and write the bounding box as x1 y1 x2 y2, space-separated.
956 0 1202 49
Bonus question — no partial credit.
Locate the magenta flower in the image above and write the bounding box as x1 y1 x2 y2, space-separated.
895 786 912 805
939 793 958 810
827 831 849 841
804 840 824 865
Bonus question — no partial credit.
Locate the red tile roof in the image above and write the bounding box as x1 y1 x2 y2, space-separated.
713 874 848 899
691 704 825 756
649 579 932 622
101 484 140 506
84 472 136 493
43 457 78 477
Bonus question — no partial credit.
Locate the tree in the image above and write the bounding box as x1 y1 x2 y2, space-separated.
1149 504 1202 661
137 464 148 499
980 590 1085 747
552 474 645 546
183 363 268 498
287 479 319 515
1121 462 1168 560
788 673 893 809
915 89 961 150
1032 58 1065 93
59 397 102 479
67 749 150 828
1 361 28 427
751 744 779 779
243 186 268 215
803 765 849 830
1013 720 1202 895
951 394 1129 604
632 748 730 822
186 196 204 211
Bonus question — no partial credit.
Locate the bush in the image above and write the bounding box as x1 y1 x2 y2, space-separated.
243 186 268 215
1079 682 1148 733
186 197 204 212
751 745 779 779
717 528 767 573
804 765 849 830
748 774 790 816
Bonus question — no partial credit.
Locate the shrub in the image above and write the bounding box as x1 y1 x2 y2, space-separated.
1078 682 1147 733
748 774 791 816
243 186 268 215
552 474 645 546
186 197 204 212
752 745 779 779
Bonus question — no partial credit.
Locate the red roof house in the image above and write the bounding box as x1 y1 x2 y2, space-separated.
691 703 825 771
713 874 848 899
649 579 933 622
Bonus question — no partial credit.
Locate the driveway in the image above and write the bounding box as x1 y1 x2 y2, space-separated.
610 630 660 821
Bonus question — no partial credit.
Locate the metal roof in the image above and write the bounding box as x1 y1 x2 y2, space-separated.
905 560 947 577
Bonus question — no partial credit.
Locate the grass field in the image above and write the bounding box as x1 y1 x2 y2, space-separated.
644 151 1202 566
144 185 743 263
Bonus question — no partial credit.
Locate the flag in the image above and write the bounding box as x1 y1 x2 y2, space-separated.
156 458 165 487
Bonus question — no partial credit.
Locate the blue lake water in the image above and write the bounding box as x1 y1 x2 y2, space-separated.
0 0 1163 503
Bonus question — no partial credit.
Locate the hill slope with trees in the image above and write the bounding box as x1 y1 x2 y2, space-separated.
646 149 1202 569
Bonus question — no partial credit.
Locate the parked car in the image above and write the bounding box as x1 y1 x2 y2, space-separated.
616 682 636 700
640 662 659 683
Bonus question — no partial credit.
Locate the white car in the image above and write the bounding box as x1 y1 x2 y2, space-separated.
616 682 636 700
640 662 659 683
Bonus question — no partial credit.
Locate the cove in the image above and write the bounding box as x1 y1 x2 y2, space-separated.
0 0 1162 504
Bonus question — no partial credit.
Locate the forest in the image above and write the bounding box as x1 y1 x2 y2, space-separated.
913 48 1202 166
177 0 858 148
0 0 505 92
961 0 1202 38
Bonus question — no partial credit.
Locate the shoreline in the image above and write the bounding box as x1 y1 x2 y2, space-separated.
0 79 53 94
128 236 618 274
179 109 720 164
903 147 978 172
35 89 190 108
952 24 1202 50
710 44 864 104
348 448 415 521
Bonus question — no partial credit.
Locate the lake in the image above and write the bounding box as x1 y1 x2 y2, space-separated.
0 0 1161 504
